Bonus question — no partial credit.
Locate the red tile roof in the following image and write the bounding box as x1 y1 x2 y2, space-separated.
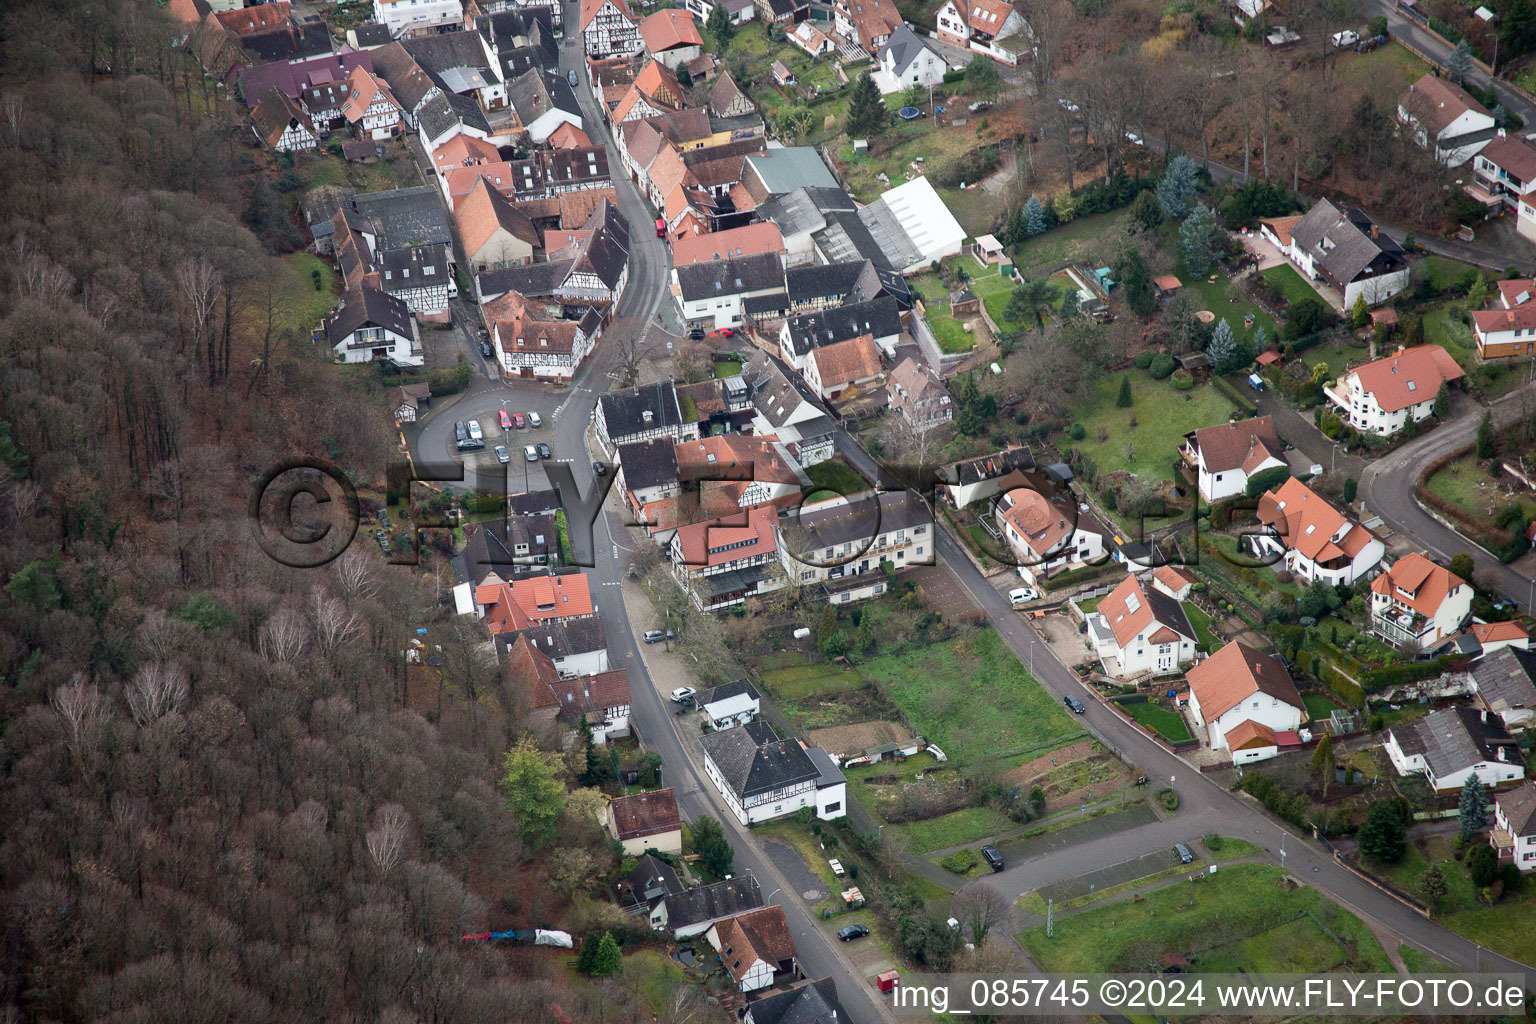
639 8 702 52
1474 621 1530 646
1472 305 1536 336
476 573 596 632
456 176 540 257
672 223 786 266
546 668 631 716
547 121 593 149
1186 641 1303 723
1371 552 1466 620
1346 345 1465 413
715 905 797 982
432 134 500 171
1399 73 1490 138
810 335 883 389
1256 476 1377 564
1225 719 1278 751
1097 574 1192 648
672 506 779 568
608 788 681 840
1186 416 1281 474
675 434 803 487
581 0 636 31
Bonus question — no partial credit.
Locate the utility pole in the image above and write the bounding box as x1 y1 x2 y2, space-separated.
1046 898 1054 938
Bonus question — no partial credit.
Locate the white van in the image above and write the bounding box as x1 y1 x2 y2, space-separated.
1008 587 1038 607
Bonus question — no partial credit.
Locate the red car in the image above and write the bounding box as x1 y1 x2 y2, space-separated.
512 412 527 428
498 410 512 431
711 327 734 338
655 217 666 238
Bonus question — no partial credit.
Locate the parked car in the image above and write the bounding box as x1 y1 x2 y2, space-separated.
527 411 542 428
711 327 734 337
523 445 539 462
1174 843 1194 864
1125 131 1144 146
1008 587 1038 607
981 846 1004 872
512 411 526 428
467 420 483 442
655 217 666 238
592 460 607 476
1063 695 1086 714
967 100 992 113
644 630 666 643
567 68 579 87
687 328 705 340
670 686 696 703
494 445 511 464
838 925 870 941
479 339 493 358
1331 29 1359 46
454 420 468 444
498 410 512 431
536 442 552 459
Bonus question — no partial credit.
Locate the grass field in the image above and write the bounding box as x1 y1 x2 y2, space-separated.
759 656 868 700
265 253 339 336
1182 602 1219 653
1206 835 1262 859
904 806 1011 855
1303 693 1342 722
805 459 871 498
1064 371 1236 485
860 628 1083 764
1261 263 1319 308
1022 864 1393 973
713 360 743 378
1336 41 1427 89
966 266 1024 334
1174 269 1277 344
1010 210 1127 273
1418 254 1484 293
1373 836 1480 915
1122 700 1191 743
1399 944 1451 973
1425 454 1536 523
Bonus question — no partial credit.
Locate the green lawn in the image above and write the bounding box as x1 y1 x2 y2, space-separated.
1417 254 1484 293
267 253 339 335
1205 835 1262 859
713 360 742 378
759 658 868 700
1022 864 1393 973
1182 602 1219 654
1303 693 1342 722
1065 371 1237 486
910 272 980 352
966 266 1024 333
1426 454 1536 522
1445 899 1536 965
1010 210 1127 274
1122 700 1192 743
1399 944 1451 973
905 806 1012 855
805 459 872 498
1422 305 1482 373
1174 269 1277 344
1373 836 1481 916
859 627 1084 764
1261 263 1319 308
1337 40 1428 89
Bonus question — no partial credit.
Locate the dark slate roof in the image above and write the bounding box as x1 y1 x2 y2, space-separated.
325 285 411 346
460 514 558 586
627 854 684 905
709 112 764 136
571 199 629 289
816 210 912 303
880 24 935 76
600 380 684 438
497 616 608 660
1474 647 1536 716
1393 706 1524 779
508 488 562 515
661 876 763 928
756 185 856 239
947 446 1035 487
700 679 761 707
675 252 786 302
447 90 493 134
700 720 819 798
241 20 333 63
378 245 452 295
617 437 680 492
416 90 460 142
477 258 576 300
786 260 868 305
745 979 846 1024
352 22 393 46
1288 198 1406 286
1144 583 1197 644
781 489 931 551
507 67 582 123
403 31 494 79
783 295 902 354
350 185 454 248
743 292 789 315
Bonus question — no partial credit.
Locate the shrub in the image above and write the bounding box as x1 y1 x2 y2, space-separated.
1171 369 1195 390
1069 423 1086 440
1148 353 1177 380
1132 352 1154 369
941 848 979 874
1157 788 1180 811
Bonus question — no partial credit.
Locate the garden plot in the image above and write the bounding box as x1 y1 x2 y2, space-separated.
1001 738 1135 814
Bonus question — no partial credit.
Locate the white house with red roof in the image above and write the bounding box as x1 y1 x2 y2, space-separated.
1323 345 1465 437
935 0 1030 64
1086 574 1197 679
339 65 404 140
1179 416 1287 503
669 506 786 610
1397 73 1496 167
582 0 642 57
1254 476 1384 586
1185 641 1305 753
1471 277 1536 361
1471 131 1536 239
638 9 702 69
605 789 683 855
1370 552 1473 652
997 484 1105 586
474 571 596 632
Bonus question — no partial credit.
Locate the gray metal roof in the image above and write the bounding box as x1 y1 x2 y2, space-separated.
351 185 454 249
747 147 840 196
756 185 856 239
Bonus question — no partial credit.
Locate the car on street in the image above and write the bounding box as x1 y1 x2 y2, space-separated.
981 845 1004 872
1175 843 1194 864
1331 29 1359 47
967 100 992 113
494 445 511 464
536 442 552 459
467 420 483 442
512 411 526 428
479 339 493 358
1008 587 1038 607
527 411 542 428
523 444 539 462
711 327 734 337
1063 695 1086 714
838 925 869 941
592 460 607 476
655 217 666 238
498 410 512 431
567 69 579 87
670 686 696 703
688 328 705 340
454 420 468 444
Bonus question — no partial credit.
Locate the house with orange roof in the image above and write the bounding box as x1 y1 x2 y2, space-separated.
787 20 835 56
605 789 682 855
490 293 604 381
1472 620 1531 656
581 0 642 57
1323 345 1464 437
613 60 685 124
1471 276 1536 360
1472 130 1536 241
509 634 633 744
672 222 786 266
676 434 810 505
1178 415 1287 503
1370 552 1473 652
547 121 593 149
704 905 800 993
1086 573 1197 679
1254 476 1384 586
456 176 540 272
339 65 404 140
474 571 596 633
1185 641 1305 753
803 335 885 402
1149 565 1197 601
669 506 786 610
996 482 1106 586
430 133 500 174
1224 720 1281 764
934 0 1031 64
639 8 703 69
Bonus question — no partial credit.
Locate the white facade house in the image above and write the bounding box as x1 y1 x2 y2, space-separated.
324 286 423 368
700 681 762 730
673 252 787 331
492 309 602 382
700 721 846 826
340 66 403 141
875 25 947 95
1397 72 1497 167
581 0 642 57
1185 641 1305 753
1179 416 1286 503
704 906 798 994
777 490 935 604
684 0 756 25
604 789 682 856
1254 477 1385 586
1472 132 1536 241
374 0 464 37
996 485 1106 587
1085 574 1197 680
1278 198 1410 310
1323 345 1465 437
1385 707 1525 794
1471 277 1536 360
1492 783 1536 871
934 0 1030 64
1370 552 1474 652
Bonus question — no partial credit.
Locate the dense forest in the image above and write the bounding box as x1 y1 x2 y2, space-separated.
0 2 648 1020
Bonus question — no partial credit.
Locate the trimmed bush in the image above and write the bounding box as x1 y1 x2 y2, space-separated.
1132 352 1154 369
1157 788 1180 811
1171 369 1195 390
941 848 979 874
1148 353 1177 380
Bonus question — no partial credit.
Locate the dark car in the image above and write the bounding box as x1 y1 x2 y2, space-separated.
1063 695 1086 714
567 68 579 88
687 328 705 340
592 460 607 476
536 442 552 459
981 846 1004 872
479 340 493 358
1174 843 1194 864
838 924 869 942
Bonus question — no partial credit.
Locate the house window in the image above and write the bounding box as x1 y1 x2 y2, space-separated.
824 801 841 814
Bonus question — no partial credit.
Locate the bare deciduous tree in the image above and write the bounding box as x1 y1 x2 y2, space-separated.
259 606 309 662
952 880 1008 946
126 662 189 727
51 677 108 774
366 803 410 876
310 587 362 661
333 546 380 603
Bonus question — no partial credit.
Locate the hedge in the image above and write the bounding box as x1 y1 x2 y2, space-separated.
1212 374 1259 414
1244 465 1291 499
1112 693 1149 705
1366 656 1467 690
1315 657 1366 708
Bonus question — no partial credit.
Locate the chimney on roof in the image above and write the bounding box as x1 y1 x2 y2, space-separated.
642 409 654 424
1370 224 1379 240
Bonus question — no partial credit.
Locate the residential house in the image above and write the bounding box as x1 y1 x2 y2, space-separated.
699 680 762 730
1471 646 1536 729
1472 131 1536 242
1086 573 1197 679
996 483 1106 586
541 667 633 744
1370 552 1474 652
429 131 499 176
209 3 332 65
351 184 457 266
675 434 810 510
803 334 885 401
324 285 422 367
708 69 758 121
741 351 838 466
834 0 904 55
473 570 596 632
1384 706 1525 794
581 0 641 57
347 23 395 49
250 87 319 151
378 245 455 316
757 0 810 24
597 379 701 452
700 720 847 824
1224 720 1282 764
886 356 953 429
374 0 463 37
1472 620 1532 655
787 20 835 56
1323 345 1464 436
705 906 799 994
639 8 703 69
391 381 432 421
1471 276 1536 359
613 61 686 124
339 65 404 139
618 437 684 517
506 68 583 142
548 121 592 148
496 616 610 678
490 296 604 381
670 506 786 610
685 0 756 26
743 979 849 1024
1254 476 1385 585
1185 640 1306 753
938 446 1036 508
875 23 947 94
237 51 375 107
625 853 684 909
459 513 559 585
650 876 763 939
1492 782 1536 870
604 789 682 855
673 222 786 267
415 89 494 153
457 176 541 272
743 148 841 204
934 0 1031 64
367 42 440 128
1397 72 1496 166
779 295 902 368
785 259 884 314
1179 416 1286 503
778 490 935 603
674 251 788 330
298 79 350 133
1279 198 1410 309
